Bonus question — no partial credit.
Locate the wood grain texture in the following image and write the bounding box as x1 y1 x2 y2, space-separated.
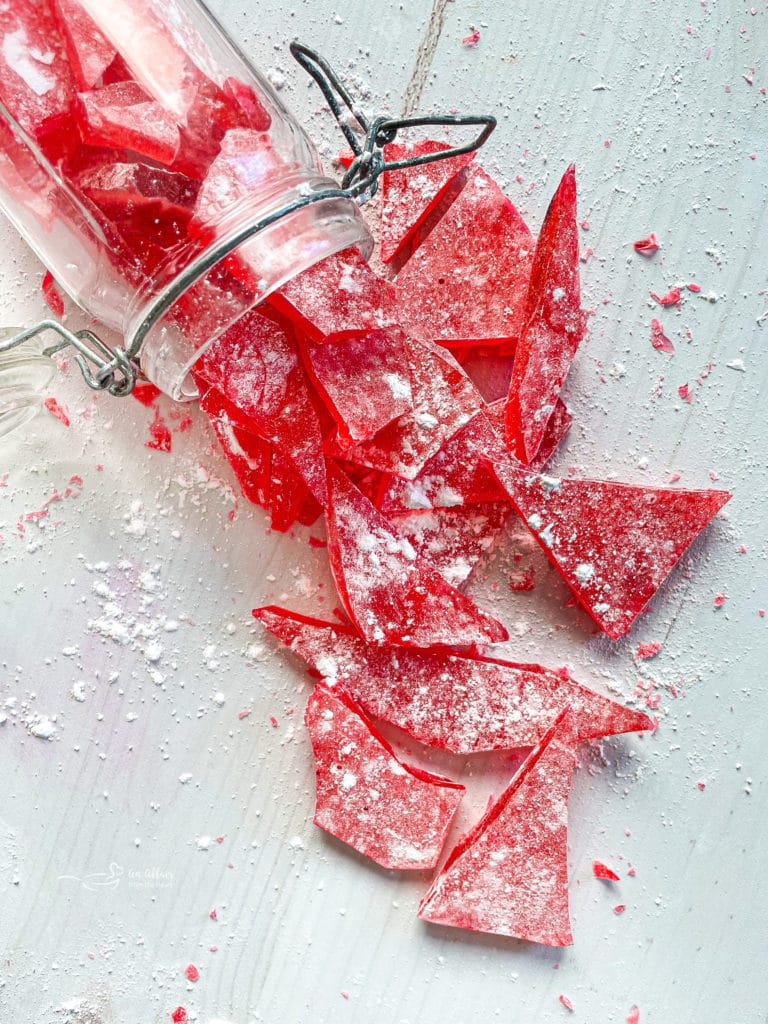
1 2 767 1023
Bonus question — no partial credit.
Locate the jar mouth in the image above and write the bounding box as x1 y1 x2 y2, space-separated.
126 176 372 401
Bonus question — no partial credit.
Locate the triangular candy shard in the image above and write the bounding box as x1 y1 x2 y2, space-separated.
253 606 654 753
334 337 484 481
491 459 732 639
269 247 399 343
379 139 474 263
418 711 577 945
505 165 587 464
306 683 464 870
325 464 508 648
301 327 413 447
394 166 534 346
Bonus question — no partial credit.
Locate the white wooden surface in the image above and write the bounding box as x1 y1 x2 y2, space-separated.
1 2 767 1022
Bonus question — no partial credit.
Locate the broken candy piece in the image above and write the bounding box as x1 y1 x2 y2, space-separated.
394 165 533 347
305 683 464 870
198 385 271 509
75 0 197 119
592 860 620 881
195 308 327 508
300 327 413 447
335 337 485 482
490 459 732 639
379 139 474 263
253 606 653 754
50 0 116 90
485 396 573 471
386 502 510 587
418 711 577 945
76 81 182 166
270 247 399 343
0 0 77 157
325 462 508 648
378 412 505 512
505 165 588 465
650 317 674 355
633 233 659 256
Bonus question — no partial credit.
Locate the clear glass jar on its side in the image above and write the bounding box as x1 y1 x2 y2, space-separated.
0 0 371 399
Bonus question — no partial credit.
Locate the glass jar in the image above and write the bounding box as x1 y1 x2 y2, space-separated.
0 0 371 400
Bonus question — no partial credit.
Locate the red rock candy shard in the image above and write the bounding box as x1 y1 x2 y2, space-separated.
386 502 510 587
197 386 271 508
394 165 533 346
485 396 572 471
325 463 508 648
253 606 653 753
379 139 475 263
195 309 327 507
336 337 485 482
490 458 732 640
305 684 464 870
0 0 76 156
505 165 588 464
76 82 182 166
269 247 399 343
378 412 505 512
50 0 116 90
73 0 197 120
301 327 413 447
268 449 323 532
418 710 578 944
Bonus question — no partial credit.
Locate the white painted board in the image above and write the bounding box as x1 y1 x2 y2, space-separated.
1 2 766 1022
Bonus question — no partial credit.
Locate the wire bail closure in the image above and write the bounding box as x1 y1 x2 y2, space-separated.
0 42 496 400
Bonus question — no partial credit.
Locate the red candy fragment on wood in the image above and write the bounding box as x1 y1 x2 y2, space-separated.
633 234 659 256
270 247 398 343
505 165 587 464
325 463 508 648
132 381 162 407
418 711 577 945
43 397 70 427
491 460 732 639
41 271 65 318
253 606 653 753
593 860 620 881
650 286 681 307
626 1007 640 1024
379 139 474 263
635 641 662 661
559 994 574 1011
650 317 675 355
145 406 172 452
171 1008 188 1024
301 327 413 447
394 165 534 347
305 683 464 870
184 963 199 982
